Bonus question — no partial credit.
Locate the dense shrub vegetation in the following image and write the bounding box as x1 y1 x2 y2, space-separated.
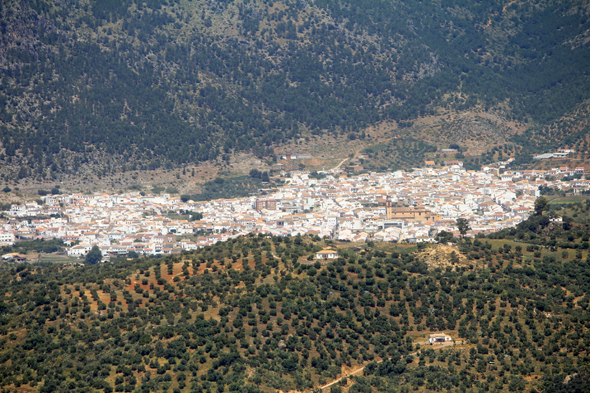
1 0 589 178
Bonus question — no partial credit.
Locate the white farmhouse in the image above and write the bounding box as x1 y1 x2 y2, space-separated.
316 249 338 260
428 333 452 344
67 243 92 257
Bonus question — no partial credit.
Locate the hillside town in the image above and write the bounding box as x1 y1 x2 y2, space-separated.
0 164 588 261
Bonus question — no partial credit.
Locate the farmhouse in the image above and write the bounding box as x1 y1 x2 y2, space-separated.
1 253 27 262
428 333 452 344
533 153 554 160
316 249 338 260
67 243 92 257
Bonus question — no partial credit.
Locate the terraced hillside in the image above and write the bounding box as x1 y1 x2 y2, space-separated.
1 204 590 392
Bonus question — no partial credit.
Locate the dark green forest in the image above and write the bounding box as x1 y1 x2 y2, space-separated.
1 0 589 179
1 205 590 392
190 176 266 202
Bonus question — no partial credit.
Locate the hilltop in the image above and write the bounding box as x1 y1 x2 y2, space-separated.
1 204 590 392
0 0 590 189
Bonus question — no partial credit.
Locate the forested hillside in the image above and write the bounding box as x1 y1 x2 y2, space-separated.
1 0 590 180
1 204 590 392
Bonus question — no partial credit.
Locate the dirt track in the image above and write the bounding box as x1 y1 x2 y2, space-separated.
314 341 457 392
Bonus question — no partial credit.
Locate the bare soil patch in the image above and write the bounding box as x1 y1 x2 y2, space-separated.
416 244 472 270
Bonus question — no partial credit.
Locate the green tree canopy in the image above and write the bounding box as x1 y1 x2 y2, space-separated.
85 245 102 265
534 197 549 216
456 218 471 238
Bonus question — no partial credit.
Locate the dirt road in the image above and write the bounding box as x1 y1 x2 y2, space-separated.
315 341 457 392
332 157 349 171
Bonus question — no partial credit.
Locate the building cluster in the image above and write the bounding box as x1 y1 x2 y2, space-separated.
532 149 576 160
484 161 586 184
0 164 588 260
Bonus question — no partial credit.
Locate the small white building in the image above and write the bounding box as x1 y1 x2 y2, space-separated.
0 232 15 246
428 333 452 344
316 249 338 260
67 243 92 257
1 253 26 262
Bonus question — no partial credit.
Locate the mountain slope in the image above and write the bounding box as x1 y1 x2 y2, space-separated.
1 0 589 180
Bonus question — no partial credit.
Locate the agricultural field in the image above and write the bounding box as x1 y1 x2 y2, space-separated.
1 208 590 392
